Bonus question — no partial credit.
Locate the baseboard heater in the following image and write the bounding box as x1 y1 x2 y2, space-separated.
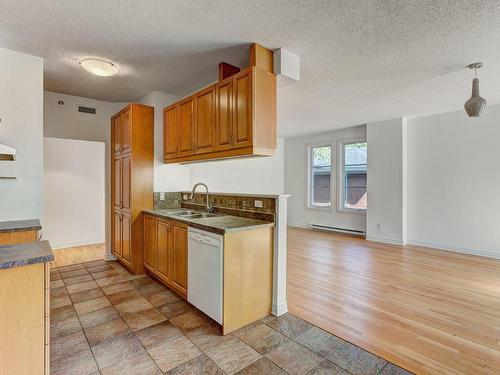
310 224 365 237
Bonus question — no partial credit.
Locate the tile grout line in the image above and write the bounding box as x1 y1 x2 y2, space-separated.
258 317 359 375
85 262 163 374
56 262 407 375
52 264 101 375
278 312 396 371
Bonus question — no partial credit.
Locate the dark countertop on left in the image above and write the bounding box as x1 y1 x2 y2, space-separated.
0 240 54 269
0 219 42 233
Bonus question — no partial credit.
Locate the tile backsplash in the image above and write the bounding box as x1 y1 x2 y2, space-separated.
153 192 277 223
153 192 182 209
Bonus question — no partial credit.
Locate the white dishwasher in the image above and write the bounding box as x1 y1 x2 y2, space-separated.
187 227 223 324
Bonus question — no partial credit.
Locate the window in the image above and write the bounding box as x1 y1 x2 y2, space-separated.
342 142 367 210
309 145 332 208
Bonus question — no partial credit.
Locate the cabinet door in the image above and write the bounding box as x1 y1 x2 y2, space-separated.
172 224 188 293
216 79 233 150
194 85 216 154
121 154 131 211
163 105 178 159
143 214 157 271
113 115 122 155
157 219 171 281
121 108 132 154
177 97 195 156
113 157 122 209
233 69 253 148
121 213 131 262
112 211 122 257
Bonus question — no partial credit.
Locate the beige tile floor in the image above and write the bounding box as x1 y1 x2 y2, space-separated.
50 260 412 375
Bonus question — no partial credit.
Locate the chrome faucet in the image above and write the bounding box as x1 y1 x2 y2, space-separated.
189 183 213 212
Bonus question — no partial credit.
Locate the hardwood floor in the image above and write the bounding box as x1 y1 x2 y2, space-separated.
287 227 500 375
52 243 105 267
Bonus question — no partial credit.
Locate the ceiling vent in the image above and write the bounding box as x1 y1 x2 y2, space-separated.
77 105 97 115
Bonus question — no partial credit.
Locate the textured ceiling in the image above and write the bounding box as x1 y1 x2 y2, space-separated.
1 0 500 137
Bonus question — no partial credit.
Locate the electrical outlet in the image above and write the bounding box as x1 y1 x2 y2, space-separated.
377 223 382 230
254 200 263 208
159 192 165 201
183 193 188 200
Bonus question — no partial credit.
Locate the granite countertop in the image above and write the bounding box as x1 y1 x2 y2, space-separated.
0 219 42 233
0 240 54 269
143 209 274 235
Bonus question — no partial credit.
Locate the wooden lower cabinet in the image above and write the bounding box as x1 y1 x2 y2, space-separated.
0 229 39 245
171 223 188 295
156 219 172 282
0 261 51 374
112 210 132 266
143 214 157 271
143 214 187 298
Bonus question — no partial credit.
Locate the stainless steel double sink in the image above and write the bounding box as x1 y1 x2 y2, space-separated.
168 210 221 219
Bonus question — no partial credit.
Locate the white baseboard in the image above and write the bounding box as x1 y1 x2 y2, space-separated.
365 235 406 246
272 302 288 316
406 239 500 260
49 237 105 250
104 252 117 261
287 222 309 229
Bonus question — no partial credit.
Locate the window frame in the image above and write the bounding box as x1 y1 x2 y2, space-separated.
337 138 367 215
306 142 334 211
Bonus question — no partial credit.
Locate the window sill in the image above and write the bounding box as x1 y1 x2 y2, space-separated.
337 208 367 216
306 205 333 212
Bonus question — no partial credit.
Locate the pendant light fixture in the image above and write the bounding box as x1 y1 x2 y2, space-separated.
464 62 486 118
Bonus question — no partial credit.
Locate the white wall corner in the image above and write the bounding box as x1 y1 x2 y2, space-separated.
272 195 290 316
401 117 408 244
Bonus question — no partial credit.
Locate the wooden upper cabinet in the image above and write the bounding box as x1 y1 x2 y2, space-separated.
143 214 157 271
163 45 276 164
156 219 171 282
178 97 195 156
121 109 132 154
216 79 233 151
233 69 253 148
113 115 122 155
113 109 132 155
164 105 178 159
171 224 188 294
194 85 216 154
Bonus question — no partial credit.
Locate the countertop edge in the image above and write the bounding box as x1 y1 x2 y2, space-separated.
0 240 54 270
0 219 42 233
142 209 275 235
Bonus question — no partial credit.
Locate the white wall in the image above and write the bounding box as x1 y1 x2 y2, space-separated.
139 91 190 192
406 106 500 258
366 118 407 244
44 91 124 252
0 48 43 221
188 139 285 194
43 137 105 248
284 126 366 231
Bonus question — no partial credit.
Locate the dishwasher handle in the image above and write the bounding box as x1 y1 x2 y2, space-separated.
188 232 222 247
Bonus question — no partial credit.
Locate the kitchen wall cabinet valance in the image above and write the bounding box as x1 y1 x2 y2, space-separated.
163 65 276 163
111 103 153 274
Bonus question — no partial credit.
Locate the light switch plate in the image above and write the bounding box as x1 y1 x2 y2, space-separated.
254 200 263 208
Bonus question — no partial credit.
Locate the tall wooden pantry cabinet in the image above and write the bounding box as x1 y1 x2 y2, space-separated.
111 103 153 274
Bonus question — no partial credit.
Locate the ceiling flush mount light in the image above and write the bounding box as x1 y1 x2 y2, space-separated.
79 58 119 77
464 62 486 118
